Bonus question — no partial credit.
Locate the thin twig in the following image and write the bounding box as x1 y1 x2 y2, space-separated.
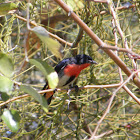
123 85 140 104
14 14 72 47
71 28 84 55
107 0 138 67
70 102 92 137
90 130 114 139
99 45 140 59
2 81 139 108
0 83 122 107
89 70 140 140
54 0 140 88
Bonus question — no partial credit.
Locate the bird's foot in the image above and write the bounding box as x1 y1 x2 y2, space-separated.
54 88 57 93
66 99 71 109
74 85 79 93
66 85 79 109
69 85 79 93
66 88 72 109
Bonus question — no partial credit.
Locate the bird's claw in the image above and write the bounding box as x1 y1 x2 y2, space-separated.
66 99 71 109
74 85 79 92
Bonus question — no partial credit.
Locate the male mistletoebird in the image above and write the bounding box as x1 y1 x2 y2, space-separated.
43 54 97 104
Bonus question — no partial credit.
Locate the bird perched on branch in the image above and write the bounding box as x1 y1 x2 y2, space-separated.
43 54 97 104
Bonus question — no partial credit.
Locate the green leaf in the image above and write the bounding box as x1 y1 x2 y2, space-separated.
29 59 58 89
20 85 48 112
0 2 17 16
0 53 14 77
0 76 13 93
64 0 84 10
1 109 20 132
31 26 62 59
1 92 9 101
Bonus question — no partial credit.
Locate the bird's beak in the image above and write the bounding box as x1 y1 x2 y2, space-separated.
89 60 97 64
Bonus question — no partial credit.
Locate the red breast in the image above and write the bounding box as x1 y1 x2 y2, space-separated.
64 63 90 77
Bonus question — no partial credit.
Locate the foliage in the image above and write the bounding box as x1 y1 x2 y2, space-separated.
0 0 139 139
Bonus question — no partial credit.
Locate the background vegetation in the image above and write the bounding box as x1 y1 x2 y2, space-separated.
0 0 139 139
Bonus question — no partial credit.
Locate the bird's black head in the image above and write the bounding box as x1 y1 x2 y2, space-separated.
75 54 97 65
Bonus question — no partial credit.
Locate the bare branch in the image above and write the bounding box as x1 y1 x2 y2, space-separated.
99 45 140 59
54 0 140 88
0 83 122 107
14 14 72 47
89 70 140 139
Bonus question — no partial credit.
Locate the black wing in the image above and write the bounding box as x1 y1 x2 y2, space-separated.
54 59 68 73
54 57 76 73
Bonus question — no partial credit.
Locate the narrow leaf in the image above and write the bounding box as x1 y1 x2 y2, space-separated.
0 2 17 16
1 109 20 132
20 85 48 112
0 76 13 93
29 59 58 89
64 0 84 10
0 53 14 77
31 26 62 59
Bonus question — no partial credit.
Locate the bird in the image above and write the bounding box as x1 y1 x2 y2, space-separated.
43 54 97 104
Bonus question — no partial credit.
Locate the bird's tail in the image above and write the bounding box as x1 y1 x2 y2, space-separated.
43 82 54 105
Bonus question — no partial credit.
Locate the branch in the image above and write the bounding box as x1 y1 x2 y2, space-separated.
99 45 140 59
14 14 72 47
54 0 140 89
89 70 140 139
90 130 114 139
123 85 140 104
1 81 139 108
0 83 122 107
70 102 92 137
